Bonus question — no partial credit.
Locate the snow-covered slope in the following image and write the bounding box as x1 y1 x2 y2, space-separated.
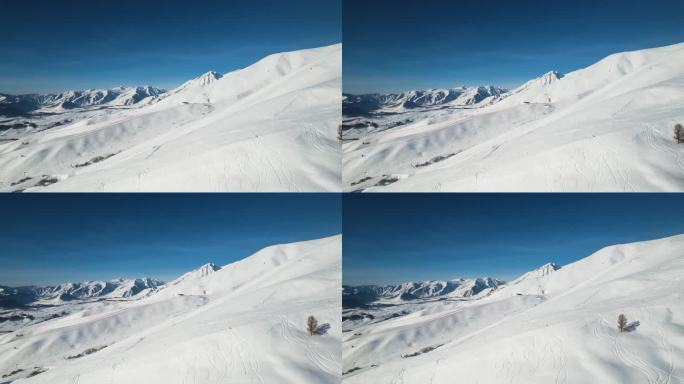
0 235 341 383
0 43 342 192
343 42 684 191
343 234 684 383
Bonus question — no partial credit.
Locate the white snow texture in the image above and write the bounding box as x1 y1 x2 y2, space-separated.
0 44 342 192
0 236 342 383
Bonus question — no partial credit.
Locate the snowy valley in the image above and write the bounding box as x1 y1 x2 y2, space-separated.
342 234 684 383
0 44 342 192
0 236 342 383
342 42 684 192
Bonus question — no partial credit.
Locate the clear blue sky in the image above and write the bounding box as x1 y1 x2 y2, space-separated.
343 194 684 285
343 0 684 94
1 0 341 94
0 194 340 286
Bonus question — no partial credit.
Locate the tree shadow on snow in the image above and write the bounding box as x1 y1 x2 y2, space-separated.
315 323 331 335
624 321 640 332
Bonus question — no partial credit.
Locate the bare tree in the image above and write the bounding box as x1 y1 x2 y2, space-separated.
307 315 318 336
618 314 628 332
675 124 684 144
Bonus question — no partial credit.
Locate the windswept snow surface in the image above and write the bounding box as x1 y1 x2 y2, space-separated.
342 234 684 383
343 42 684 192
0 235 342 383
0 44 342 192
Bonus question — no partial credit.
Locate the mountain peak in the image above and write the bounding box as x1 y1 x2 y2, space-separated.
168 262 222 286
194 262 222 275
538 262 561 273
194 71 223 86
514 262 561 283
511 70 565 95
533 70 564 86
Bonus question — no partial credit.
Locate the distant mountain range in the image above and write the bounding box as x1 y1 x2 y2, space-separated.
343 277 504 308
341 71 565 117
0 278 164 307
0 86 165 116
342 263 568 308
343 85 507 115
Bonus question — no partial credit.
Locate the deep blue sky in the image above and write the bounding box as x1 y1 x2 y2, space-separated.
343 194 684 285
1 0 341 94
0 194 340 286
343 0 684 94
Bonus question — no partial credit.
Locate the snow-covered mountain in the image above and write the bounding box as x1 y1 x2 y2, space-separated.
172 262 222 282
343 234 684 383
508 262 561 286
343 41 684 192
343 86 507 115
0 43 342 192
513 70 564 92
343 277 503 307
0 278 163 307
0 235 341 383
0 86 164 115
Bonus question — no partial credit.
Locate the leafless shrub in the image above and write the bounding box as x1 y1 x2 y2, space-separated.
10 177 32 186
2 368 24 378
73 153 117 168
66 345 107 360
618 314 627 332
343 367 362 375
307 315 318 336
675 124 684 144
